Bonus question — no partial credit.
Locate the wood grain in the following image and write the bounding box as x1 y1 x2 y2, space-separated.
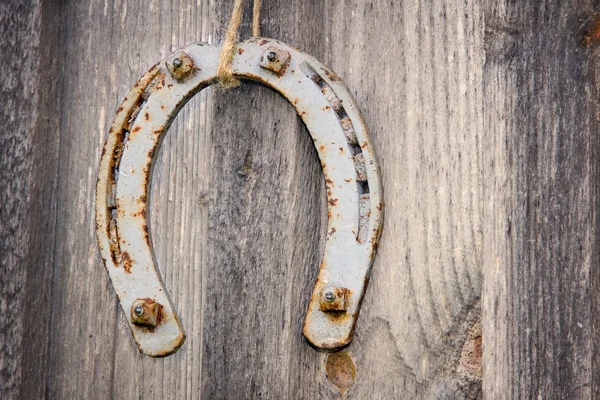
0 2 41 398
17 1 68 399
4 0 598 398
483 1 600 398
323 1 485 398
4 0 487 398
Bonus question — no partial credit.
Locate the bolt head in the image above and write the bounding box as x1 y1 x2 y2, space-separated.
131 298 162 327
167 52 195 81
260 47 290 76
319 287 349 312
267 51 277 62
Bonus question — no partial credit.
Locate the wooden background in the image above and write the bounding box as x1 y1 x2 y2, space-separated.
2 0 600 398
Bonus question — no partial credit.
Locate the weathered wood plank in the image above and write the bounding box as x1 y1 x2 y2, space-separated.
0 0 516 398
18 0 68 399
483 1 600 398
198 2 329 399
108 2 214 399
40 1 123 398
324 1 485 398
0 2 41 398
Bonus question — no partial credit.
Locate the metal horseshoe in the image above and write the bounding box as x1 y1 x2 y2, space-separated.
95 38 384 357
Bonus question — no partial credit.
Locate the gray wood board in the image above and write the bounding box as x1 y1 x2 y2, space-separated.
3 0 598 398
483 1 600 398
0 1 42 398
6 0 484 398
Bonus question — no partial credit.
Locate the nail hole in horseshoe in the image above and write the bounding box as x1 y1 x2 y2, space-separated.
300 62 371 243
107 71 168 266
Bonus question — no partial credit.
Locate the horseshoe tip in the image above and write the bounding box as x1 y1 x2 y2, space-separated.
139 333 187 358
302 329 353 352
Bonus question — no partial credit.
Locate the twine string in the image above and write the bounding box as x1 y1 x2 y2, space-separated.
217 0 262 88
252 0 261 37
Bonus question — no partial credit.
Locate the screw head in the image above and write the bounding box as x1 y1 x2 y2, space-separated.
324 292 335 302
267 51 277 62
131 299 162 327
173 58 183 68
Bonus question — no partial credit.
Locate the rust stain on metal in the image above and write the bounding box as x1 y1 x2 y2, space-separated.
108 219 120 263
131 298 164 329
133 209 147 218
322 68 341 82
260 47 291 76
320 287 350 312
167 51 196 81
116 207 125 218
142 224 151 247
368 226 382 257
142 72 165 100
142 166 150 182
328 198 338 207
370 225 382 244
326 352 356 391
306 265 327 305
326 311 352 323
121 251 133 274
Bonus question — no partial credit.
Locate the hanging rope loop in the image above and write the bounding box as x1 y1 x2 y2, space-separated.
252 0 262 37
217 0 262 88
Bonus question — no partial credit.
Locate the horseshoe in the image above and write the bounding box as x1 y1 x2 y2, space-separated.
95 39 384 357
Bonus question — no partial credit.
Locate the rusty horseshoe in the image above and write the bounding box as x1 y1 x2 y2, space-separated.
95 39 384 357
